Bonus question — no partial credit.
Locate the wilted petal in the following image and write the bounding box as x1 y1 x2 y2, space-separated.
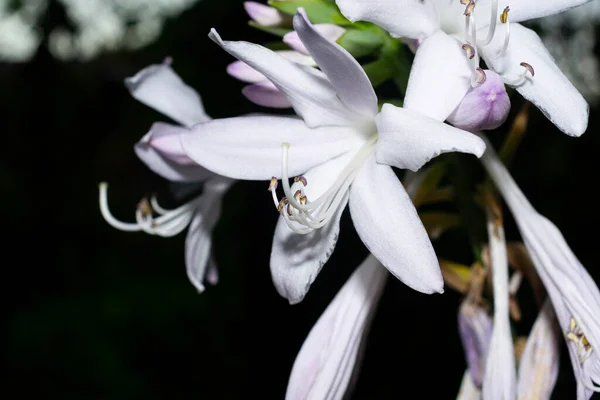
134 122 214 182
349 156 443 294
458 301 493 388
403 30 472 122
293 11 378 119
242 81 293 108
209 29 356 128
375 104 485 172
285 254 387 400
336 0 438 40
185 178 233 292
181 115 364 180
447 70 511 132
517 300 560 400
126 62 210 128
482 212 517 400
270 153 354 304
482 23 588 137
284 23 345 56
244 1 287 26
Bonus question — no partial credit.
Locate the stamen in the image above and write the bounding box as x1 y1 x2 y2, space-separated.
294 176 308 186
566 317 594 364
473 68 487 87
500 6 510 23
463 0 475 16
481 0 499 45
268 177 278 191
459 0 469 4
520 62 535 77
462 43 475 59
503 62 535 87
99 182 142 232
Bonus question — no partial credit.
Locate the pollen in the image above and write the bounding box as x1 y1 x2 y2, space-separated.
500 6 510 23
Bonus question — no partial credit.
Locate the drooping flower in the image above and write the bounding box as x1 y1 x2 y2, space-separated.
177 10 485 304
336 0 590 136
481 139 600 399
99 60 233 293
285 254 387 400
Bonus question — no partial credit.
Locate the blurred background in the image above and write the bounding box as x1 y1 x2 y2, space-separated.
3 0 600 398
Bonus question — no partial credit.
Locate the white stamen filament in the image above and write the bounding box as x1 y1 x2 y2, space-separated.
481 0 498 45
270 137 376 235
503 62 534 87
99 182 200 237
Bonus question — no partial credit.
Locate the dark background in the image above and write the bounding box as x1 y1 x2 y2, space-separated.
3 0 599 398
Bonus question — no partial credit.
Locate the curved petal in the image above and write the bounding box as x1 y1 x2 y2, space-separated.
242 81 293 108
134 122 215 182
270 153 354 304
283 23 345 56
126 62 210 128
481 23 588 137
293 11 378 119
181 115 363 180
349 157 443 294
285 254 387 400
375 104 485 172
403 30 472 121
335 0 439 40
209 29 355 128
185 180 231 292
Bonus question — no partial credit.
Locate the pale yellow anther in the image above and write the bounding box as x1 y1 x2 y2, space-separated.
464 0 475 16
460 0 470 4
137 198 152 217
462 43 475 59
500 6 510 23
294 176 308 186
475 68 487 85
277 197 288 213
520 62 535 77
294 189 302 202
268 177 278 192
299 195 307 205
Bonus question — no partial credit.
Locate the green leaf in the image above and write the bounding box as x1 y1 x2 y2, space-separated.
337 28 384 58
268 0 352 25
248 21 292 37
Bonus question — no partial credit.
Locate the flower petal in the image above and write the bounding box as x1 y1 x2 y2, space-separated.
285 254 387 400
209 29 355 128
349 156 443 294
284 23 345 56
403 30 472 122
185 179 231 292
227 60 266 83
242 81 293 108
126 62 210 128
335 0 439 40
293 11 378 119
481 23 588 137
181 115 363 180
244 1 287 26
375 104 485 172
270 153 354 304
498 0 593 24
134 122 215 182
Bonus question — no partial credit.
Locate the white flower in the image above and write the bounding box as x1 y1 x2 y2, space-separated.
99 60 233 293
178 11 485 303
481 139 600 399
285 254 387 400
336 0 590 136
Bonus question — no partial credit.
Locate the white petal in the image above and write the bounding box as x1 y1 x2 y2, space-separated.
481 23 588 137
277 50 317 66
270 153 354 304
293 12 378 119
242 81 293 108
517 300 560 400
244 1 287 26
499 0 593 23
482 212 517 400
457 371 481 400
335 0 439 40
126 62 210 128
403 30 472 122
209 29 355 128
181 115 363 180
226 60 266 83
185 179 232 292
349 156 443 294
134 122 215 182
284 23 345 56
285 254 387 400
375 104 485 172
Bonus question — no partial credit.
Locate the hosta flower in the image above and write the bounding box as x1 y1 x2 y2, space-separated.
481 140 600 399
336 0 590 136
517 299 560 400
178 11 485 303
482 211 517 399
285 254 387 400
227 50 315 108
100 60 233 293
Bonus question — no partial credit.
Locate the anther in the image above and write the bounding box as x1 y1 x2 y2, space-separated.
460 0 469 4
137 198 153 217
294 189 302 202
268 177 278 191
294 176 308 186
299 195 307 205
277 197 288 213
520 62 535 77
464 0 475 16
474 68 487 86
500 6 510 23
462 43 475 59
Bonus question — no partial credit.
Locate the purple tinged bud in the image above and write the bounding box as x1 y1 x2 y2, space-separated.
244 1 286 26
242 81 292 108
458 300 493 388
447 69 510 132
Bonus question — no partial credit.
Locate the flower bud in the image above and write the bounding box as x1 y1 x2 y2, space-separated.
447 69 510 132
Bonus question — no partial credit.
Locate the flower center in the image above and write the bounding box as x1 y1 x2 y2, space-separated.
268 137 377 234
459 0 534 87
99 182 199 237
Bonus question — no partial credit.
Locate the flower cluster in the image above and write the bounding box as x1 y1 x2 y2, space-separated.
99 0 598 398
